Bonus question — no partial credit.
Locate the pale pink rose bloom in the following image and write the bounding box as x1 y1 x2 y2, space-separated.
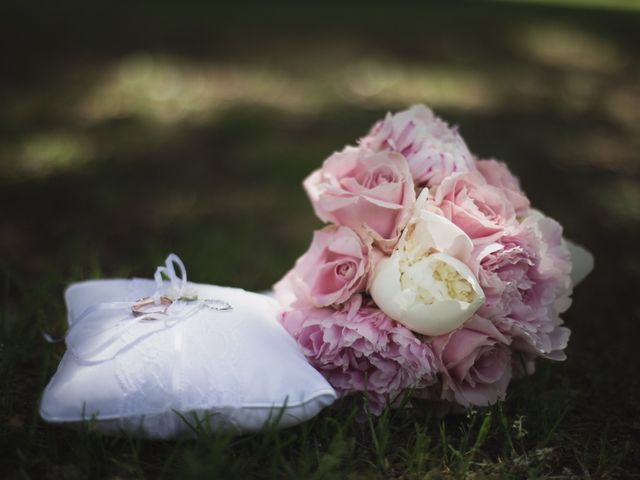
431 315 512 407
473 211 572 362
274 226 371 308
360 104 476 186
476 159 530 217
430 171 518 245
304 147 415 252
280 295 437 414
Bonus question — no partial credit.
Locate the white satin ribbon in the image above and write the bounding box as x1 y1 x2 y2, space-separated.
152 253 187 303
59 253 231 365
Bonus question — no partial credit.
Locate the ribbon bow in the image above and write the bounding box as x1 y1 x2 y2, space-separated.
56 254 232 364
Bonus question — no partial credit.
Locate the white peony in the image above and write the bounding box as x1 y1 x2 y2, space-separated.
369 191 485 336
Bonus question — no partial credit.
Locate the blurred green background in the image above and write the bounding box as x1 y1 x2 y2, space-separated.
1 0 639 477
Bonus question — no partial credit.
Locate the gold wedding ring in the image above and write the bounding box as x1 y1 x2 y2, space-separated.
131 296 172 316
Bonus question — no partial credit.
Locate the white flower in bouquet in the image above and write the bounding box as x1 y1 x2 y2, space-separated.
370 190 485 336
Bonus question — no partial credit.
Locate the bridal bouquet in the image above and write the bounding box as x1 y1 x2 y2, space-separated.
275 105 589 413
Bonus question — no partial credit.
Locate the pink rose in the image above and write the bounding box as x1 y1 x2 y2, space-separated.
430 171 517 245
473 211 572 361
431 315 512 407
360 104 476 186
281 295 437 414
476 159 530 217
304 146 415 252
274 226 371 308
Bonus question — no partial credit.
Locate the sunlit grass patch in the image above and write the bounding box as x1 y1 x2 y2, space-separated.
0 131 93 178
75 53 501 129
495 0 640 12
76 54 320 126
516 21 625 72
341 60 498 111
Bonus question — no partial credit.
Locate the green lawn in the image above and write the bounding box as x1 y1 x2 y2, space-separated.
1 1 639 478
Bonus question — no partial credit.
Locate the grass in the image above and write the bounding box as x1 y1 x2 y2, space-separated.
1 1 640 478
